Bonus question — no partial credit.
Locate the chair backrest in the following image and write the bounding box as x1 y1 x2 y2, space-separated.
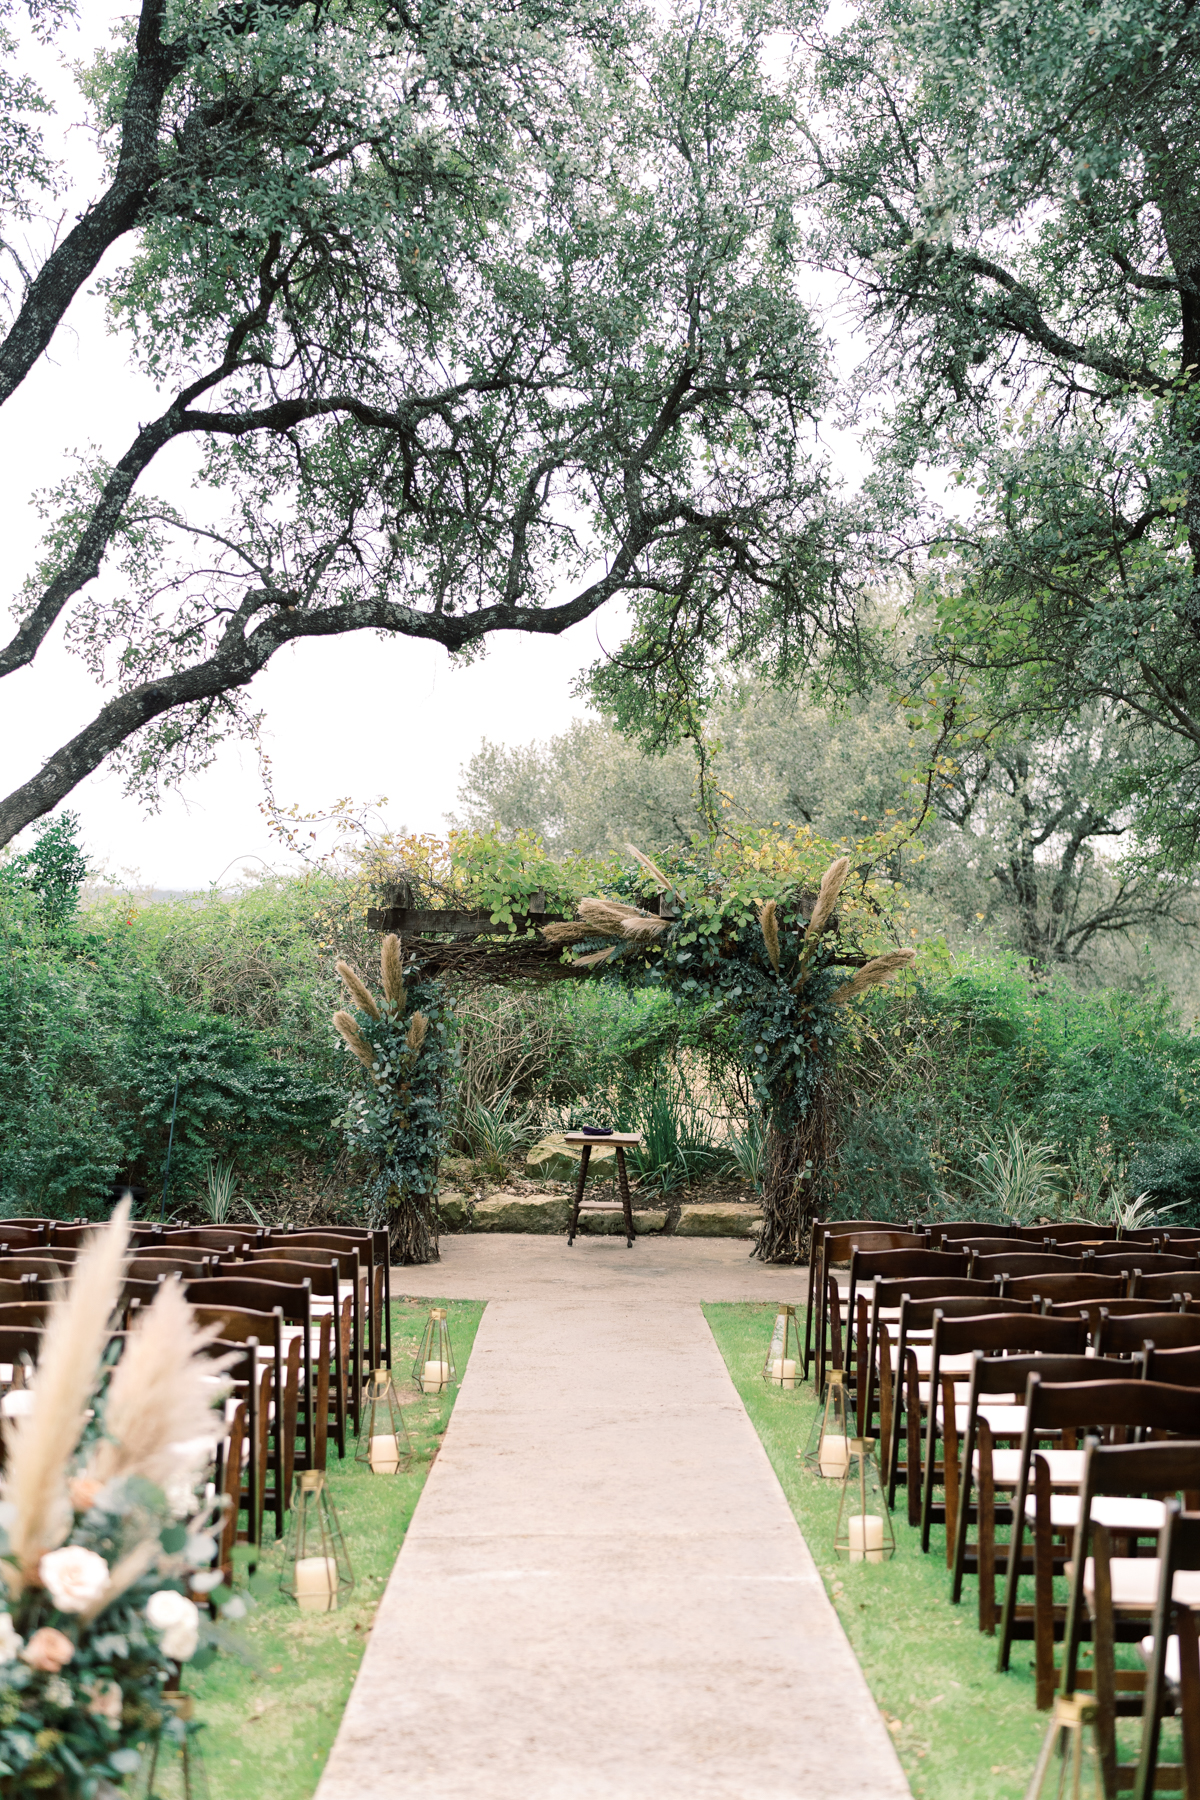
183 1275 311 1325
925 1222 1012 1246
162 1228 261 1254
1144 1345 1200 1388
119 1274 169 1309
973 1251 1080 1281
0 1255 71 1282
1012 1221 1116 1244
242 1245 360 1281
1097 1312 1200 1356
953 1237 1027 1260
971 1349 1134 1399
0 1277 36 1306
1026 1375 1200 1437
1001 1270 1127 1305
933 1309 1088 1361
1045 1296 1180 1332
234 1258 337 1299
823 1229 927 1266
1135 1270 1200 1302
127 1253 212 1279
1087 1251 1199 1276
872 1275 998 1308
850 1247 968 1282
0 1301 50 1329
0 1224 48 1249
192 1303 282 1347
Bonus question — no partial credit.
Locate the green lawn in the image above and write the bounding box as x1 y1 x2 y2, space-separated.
705 1301 1063 1800
189 1298 484 1800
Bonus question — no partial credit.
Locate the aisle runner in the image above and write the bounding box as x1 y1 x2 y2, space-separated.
316 1237 911 1800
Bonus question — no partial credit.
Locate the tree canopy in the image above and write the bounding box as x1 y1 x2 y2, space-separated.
0 0 847 846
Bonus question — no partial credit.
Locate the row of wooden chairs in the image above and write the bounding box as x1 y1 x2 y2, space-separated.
0 1218 395 1584
808 1217 1200 1794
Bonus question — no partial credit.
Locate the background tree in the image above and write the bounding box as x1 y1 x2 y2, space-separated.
799 0 1200 869
0 0 846 847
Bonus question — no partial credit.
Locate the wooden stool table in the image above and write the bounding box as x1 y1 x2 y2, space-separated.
563 1132 644 1248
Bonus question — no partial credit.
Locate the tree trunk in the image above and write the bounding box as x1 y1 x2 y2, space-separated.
386 1191 439 1264
755 1084 833 1263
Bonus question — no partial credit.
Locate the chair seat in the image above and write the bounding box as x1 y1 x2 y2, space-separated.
1023 1494 1166 1533
1141 1634 1182 1687
1084 1558 1200 1613
974 1448 1086 1486
914 1350 978 1377
936 1401 1025 1433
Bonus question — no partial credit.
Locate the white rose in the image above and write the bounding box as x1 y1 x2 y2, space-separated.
145 1590 200 1662
39 1546 110 1614
0 1612 23 1662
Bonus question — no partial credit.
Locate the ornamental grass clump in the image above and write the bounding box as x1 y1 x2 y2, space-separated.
0 1201 241 1800
331 935 454 1263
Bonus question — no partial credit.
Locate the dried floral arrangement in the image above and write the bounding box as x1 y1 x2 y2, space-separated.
0 1202 242 1799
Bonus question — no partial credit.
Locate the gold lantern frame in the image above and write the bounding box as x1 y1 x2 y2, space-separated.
833 1439 896 1563
280 1470 355 1612
355 1366 413 1474
413 1307 457 1394
802 1367 853 1476
761 1305 802 1389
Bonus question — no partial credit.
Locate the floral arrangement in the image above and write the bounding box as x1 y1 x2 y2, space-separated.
0 1202 242 1798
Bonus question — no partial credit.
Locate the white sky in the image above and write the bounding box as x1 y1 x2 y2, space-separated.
0 1 867 889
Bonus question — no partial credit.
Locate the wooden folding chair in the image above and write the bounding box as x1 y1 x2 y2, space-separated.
1004 1383 1199 1707
1133 1500 1200 1800
846 1247 969 1399
202 1339 263 1573
972 1250 1082 1283
186 1275 327 1471
272 1228 390 1372
1002 1271 1128 1309
163 1227 262 1255
1136 1271 1200 1305
810 1226 927 1389
127 1252 215 1278
192 1304 297 1537
237 1258 348 1458
1086 1251 1200 1282
0 1224 48 1250
884 1296 1036 1517
863 1275 1000 1455
1057 1441 1200 1793
920 1311 1088 1557
243 1245 365 1434
1099 1313 1200 1357
950 1348 1128 1642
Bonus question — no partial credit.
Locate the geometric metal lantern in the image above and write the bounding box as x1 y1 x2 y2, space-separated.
802 1367 852 1478
761 1305 801 1389
355 1366 413 1474
130 1694 208 1800
1024 1693 1104 1800
280 1470 355 1613
413 1307 456 1394
833 1439 896 1563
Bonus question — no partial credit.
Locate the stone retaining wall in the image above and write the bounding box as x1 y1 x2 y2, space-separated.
438 1190 761 1239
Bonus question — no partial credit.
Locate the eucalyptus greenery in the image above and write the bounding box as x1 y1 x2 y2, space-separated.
332 944 455 1262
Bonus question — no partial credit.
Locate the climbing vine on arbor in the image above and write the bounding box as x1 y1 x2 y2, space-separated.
332 936 456 1263
543 849 915 1261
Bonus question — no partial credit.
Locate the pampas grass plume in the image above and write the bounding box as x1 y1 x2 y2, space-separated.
758 900 780 973
540 921 594 945
578 897 649 935
804 857 850 943
572 945 619 967
829 948 917 1005
336 960 381 1020
406 1012 428 1053
621 917 668 942
334 1010 376 1069
625 844 674 893
380 934 406 1010
4 1200 131 1579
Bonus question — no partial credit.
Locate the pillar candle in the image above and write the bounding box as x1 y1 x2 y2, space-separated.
818 1432 849 1479
769 1358 797 1389
369 1434 400 1473
421 1359 450 1393
293 1555 337 1612
848 1514 885 1563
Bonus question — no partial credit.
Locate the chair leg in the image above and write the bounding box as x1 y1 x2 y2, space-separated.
1090 1525 1118 1791
906 1351 922 1528
1034 1457 1056 1710
878 1332 894 1490
942 1377 960 1571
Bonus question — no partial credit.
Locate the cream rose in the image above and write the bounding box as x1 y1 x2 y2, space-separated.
145 1590 200 1662
40 1546 110 1614
0 1613 23 1662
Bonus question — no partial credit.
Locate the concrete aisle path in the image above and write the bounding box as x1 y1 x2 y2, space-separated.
316 1236 910 1800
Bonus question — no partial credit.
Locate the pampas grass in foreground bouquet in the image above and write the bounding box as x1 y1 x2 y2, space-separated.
0 1202 243 1799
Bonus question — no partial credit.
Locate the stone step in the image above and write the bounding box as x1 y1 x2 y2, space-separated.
437 1190 761 1238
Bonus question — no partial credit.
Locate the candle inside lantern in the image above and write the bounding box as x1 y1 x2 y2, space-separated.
369 1434 400 1474
848 1514 885 1563
769 1358 797 1389
818 1432 850 1479
293 1555 337 1612
421 1359 450 1393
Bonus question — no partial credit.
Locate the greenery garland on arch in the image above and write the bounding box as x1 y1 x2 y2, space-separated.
543 849 916 1261
330 936 455 1263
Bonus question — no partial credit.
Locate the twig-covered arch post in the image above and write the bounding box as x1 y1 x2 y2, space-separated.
544 849 916 1262
331 936 454 1264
